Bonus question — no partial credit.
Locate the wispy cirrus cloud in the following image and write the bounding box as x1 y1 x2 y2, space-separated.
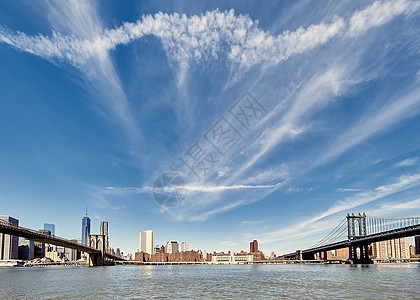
0 10 343 70
336 188 364 192
314 173 420 222
100 182 283 196
371 197 420 216
259 173 420 246
315 85 420 167
220 241 237 246
242 220 265 225
348 0 419 37
0 0 139 141
1 0 417 71
394 157 418 168
4 0 418 224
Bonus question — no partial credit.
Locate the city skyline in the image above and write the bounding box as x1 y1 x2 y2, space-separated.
1 212 419 263
0 0 420 256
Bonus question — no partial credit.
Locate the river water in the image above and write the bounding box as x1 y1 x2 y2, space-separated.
0 264 419 299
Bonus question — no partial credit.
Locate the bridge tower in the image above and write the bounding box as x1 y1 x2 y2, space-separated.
347 213 372 264
87 234 106 266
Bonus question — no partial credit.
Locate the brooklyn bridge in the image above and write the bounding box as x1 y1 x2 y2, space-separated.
0 219 124 266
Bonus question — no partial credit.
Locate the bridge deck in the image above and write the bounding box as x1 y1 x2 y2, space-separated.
281 224 420 258
0 219 123 260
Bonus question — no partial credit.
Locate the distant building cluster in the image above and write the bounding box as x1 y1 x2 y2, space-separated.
133 230 264 264
0 211 120 263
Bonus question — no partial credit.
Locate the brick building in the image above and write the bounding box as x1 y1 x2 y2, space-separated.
134 251 150 262
372 238 410 259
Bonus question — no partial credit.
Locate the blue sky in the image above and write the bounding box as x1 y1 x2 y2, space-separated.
0 0 419 256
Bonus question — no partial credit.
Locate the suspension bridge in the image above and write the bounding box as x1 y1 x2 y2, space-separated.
0 219 124 266
280 213 420 264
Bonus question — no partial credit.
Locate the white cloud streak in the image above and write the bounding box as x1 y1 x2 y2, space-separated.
348 0 419 37
316 85 420 166
0 0 139 140
242 220 265 225
259 173 420 244
2 0 418 223
394 157 418 168
0 0 416 71
104 182 282 195
372 198 420 216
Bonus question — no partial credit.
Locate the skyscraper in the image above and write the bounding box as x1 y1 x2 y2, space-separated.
81 210 91 246
250 240 258 253
139 230 154 255
18 237 34 260
69 240 81 261
43 223 55 236
99 221 108 236
415 235 420 255
100 221 109 250
181 242 189 252
166 241 179 254
0 216 19 260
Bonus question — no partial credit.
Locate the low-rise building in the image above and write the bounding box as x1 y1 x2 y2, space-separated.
211 252 253 264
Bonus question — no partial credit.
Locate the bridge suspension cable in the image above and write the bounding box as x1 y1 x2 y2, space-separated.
310 217 347 248
365 216 420 235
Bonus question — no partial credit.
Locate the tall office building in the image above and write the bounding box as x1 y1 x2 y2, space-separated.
372 237 410 259
181 242 189 252
18 237 34 260
415 236 420 255
43 223 55 236
69 240 81 261
139 230 154 255
250 240 258 253
0 216 19 260
99 221 108 236
100 221 109 249
166 241 179 254
43 223 56 252
81 211 91 246
154 245 161 253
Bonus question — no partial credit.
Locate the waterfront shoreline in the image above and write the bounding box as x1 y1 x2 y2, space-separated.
4 259 420 267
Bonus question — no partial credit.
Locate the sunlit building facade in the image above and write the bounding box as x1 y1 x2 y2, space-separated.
181 242 189 252
0 216 19 260
372 238 410 259
166 241 179 255
139 230 155 255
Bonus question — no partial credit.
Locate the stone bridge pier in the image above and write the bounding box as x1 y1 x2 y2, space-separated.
295 250 315 260
347 213 373 264
87 234 106 266
348 243 373 264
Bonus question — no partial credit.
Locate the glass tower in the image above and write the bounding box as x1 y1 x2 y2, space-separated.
100 221 109 249
43 223 55 236
81 213 91 246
